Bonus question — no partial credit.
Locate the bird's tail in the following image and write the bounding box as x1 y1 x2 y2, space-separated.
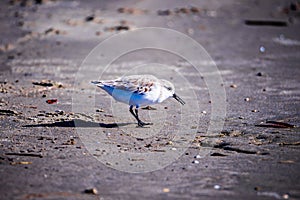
91 81 103 87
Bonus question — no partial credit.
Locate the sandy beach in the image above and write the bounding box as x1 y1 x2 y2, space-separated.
0 0 300 199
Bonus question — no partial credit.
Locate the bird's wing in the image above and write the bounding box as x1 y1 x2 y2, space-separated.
93 75 158 94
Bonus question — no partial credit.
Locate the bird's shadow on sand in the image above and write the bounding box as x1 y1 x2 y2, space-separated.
23 119 133 128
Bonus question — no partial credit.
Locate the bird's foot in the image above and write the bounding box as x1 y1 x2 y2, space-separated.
137 121 153 127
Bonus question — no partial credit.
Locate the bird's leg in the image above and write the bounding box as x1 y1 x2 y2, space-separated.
134 107 152 127
129 105 151 127
129 105 137 118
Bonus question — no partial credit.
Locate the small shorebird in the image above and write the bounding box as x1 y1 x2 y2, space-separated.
91 75 185 127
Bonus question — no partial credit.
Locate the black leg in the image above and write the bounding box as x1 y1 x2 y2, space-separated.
129 106 152 127
135 108 153 127
129 105 137 118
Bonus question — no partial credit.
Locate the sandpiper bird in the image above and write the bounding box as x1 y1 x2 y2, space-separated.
91 74 185 127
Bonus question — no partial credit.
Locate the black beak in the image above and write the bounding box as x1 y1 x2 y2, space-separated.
173 94 185 105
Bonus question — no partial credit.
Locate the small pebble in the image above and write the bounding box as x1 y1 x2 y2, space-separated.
282 194 289 199
214 185 221 190
256 72 263 76
244 98 250 102
55 110 64 115
259 46 265 53
252 109 259 113
84 188 98 195
163 188 170 193
195 155 201 159
230 84 237 88
190 6 200 13
201 110 207 114
180 8 189 14
157 10 172 16
171 147 177 151
187 28 194 35
193 160 200 164
85 15 95 22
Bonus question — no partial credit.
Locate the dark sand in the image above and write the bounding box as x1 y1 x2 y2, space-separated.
0 0 300 199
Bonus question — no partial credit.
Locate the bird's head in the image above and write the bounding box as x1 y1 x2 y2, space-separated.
161 80 185 105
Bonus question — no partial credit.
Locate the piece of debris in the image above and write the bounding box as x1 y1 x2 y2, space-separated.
257 191 282 199
141 106 157 110
244 97 250 101
278 160 295 164
5 152 43 158
84 188 98 195
215 144 262 155
210 152 227 157
279 141 300 146
190 6 201 13
0 43 15 52
256 121 296 128
44 27 66 35
105 25 130 32
0 109 19 115
32 80 64 88
214 140 230 147
64 19 83 26
117 7 147 15
46 99 58 104
179 8 190 14
244 20 287 27
10 161 32 165
273 35 300 46
115 25 130 31
157 9 172 16
62 138 76 145
230 84 237 88
162 188 170 193
32 80 53 87
96 108 104 112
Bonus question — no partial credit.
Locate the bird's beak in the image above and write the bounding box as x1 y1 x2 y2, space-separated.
173 94 185 105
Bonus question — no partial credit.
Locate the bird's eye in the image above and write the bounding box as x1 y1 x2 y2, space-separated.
166 86 172 91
